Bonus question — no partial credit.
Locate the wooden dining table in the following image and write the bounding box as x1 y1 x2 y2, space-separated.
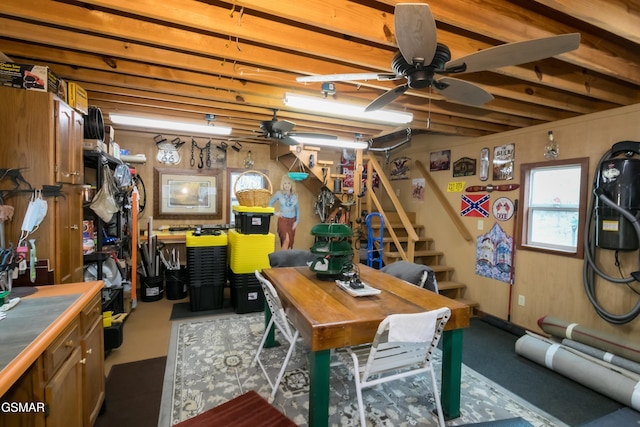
261 264 471 427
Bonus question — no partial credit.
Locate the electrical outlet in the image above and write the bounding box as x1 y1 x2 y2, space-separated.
395 188 400 197
477 220 484 230
518 295 525 306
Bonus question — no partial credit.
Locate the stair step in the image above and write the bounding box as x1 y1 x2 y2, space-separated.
369 223 424 230
426 264 454 273
437 281 466 292
384 250 443 259
456 298 479 308
382 236 433 244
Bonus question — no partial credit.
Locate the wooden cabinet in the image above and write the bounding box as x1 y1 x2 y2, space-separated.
0 364 45 427
55 101 84 185
55 185 84 284
45 347 83 427
80 295 105 427
0 86 84 284
0 284 105 427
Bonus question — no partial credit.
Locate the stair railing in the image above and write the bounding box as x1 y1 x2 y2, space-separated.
415 160 472 242
364 154 418 262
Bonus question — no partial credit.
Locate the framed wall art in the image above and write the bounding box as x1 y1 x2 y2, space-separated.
153 168 222 219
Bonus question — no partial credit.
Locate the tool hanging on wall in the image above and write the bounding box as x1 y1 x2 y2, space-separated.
155 135 184 165
465 184 520 192
190 137 212 169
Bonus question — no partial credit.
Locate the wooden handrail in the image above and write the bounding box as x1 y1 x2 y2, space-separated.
415 160 473 242
364 154 418 262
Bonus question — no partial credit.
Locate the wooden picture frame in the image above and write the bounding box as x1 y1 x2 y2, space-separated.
153 167 222 219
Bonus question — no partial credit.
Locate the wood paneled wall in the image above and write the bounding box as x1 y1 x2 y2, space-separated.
112 103 640 341
107 131 322 250
379 103 640 341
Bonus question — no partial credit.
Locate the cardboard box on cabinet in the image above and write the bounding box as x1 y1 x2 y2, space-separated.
68 81 89 115
0 62 60 94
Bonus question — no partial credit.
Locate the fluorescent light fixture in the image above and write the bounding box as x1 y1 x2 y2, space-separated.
109 114 232 136
283 93 413 125
292 136 368 150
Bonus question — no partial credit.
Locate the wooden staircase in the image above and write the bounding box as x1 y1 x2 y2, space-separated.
368 212 479 312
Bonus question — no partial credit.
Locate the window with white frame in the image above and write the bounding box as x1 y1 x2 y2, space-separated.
228 169 269 225
517 158 589 258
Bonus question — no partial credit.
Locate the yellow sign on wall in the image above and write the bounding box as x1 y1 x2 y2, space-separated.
447 181 465 192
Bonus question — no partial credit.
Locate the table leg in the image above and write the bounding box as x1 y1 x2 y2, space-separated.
308 349 331 427
263 301 276 348
440 328 463 419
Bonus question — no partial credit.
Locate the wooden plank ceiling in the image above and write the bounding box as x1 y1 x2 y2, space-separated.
1 0 639 147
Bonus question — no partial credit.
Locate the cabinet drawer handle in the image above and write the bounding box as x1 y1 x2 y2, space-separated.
80 358 86 365
65 340 74 347
70 171 80 176
70 224 79 230
86 348 93 355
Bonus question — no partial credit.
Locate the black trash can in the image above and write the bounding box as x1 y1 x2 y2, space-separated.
140 275 163 302
165 267 188 300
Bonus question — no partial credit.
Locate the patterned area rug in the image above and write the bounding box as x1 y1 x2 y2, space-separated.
158 313 567 427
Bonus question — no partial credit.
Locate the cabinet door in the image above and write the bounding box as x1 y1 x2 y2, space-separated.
0 364 45 427
55 185 83 283
82 317 105 427
55 101 79 184
45 347 83 427
72 112 85 185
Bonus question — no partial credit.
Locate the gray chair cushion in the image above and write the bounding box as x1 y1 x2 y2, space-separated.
268 250 317 267
381 261 438 293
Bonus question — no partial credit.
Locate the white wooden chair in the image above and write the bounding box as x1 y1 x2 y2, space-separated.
253 270 301 401
334 307 451 427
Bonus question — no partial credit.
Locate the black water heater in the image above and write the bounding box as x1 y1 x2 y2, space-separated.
595 157 640 250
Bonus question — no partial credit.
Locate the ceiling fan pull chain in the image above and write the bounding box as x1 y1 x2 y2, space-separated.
190 138 196 167
427 92 432 129
237 7 244 27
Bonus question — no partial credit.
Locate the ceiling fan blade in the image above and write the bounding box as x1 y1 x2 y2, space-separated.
435 77 494 106
280 135 300 146
394 3 437 65
273 120 295 133
290 133 338 140
364 84 409 112
445 33 581 74
297 73 400 83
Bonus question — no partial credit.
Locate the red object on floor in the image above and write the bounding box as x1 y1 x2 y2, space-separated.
174 390 296 427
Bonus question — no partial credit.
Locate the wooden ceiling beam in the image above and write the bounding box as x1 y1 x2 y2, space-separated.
530 0 640 44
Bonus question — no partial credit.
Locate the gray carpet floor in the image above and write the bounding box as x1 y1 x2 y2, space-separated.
461 317 625 426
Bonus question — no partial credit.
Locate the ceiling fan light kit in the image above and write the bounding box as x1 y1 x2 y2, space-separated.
282 93 413 124
109 114 232 136
296 3 580 112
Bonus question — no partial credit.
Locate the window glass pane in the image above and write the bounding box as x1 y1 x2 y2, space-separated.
530 166 581 206
529 208 579 250
229 171 266 225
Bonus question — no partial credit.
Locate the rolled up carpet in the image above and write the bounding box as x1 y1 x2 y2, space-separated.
561 338 640 376
515 333 640 411
537 315 640 364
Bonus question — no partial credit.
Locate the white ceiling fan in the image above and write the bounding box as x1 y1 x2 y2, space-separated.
297 3 581 111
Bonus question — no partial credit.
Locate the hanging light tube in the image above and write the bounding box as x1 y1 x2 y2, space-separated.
283 93 413 125
292 136 368 150
109 114 232 136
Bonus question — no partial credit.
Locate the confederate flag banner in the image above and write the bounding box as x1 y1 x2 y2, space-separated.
461 194 490 218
